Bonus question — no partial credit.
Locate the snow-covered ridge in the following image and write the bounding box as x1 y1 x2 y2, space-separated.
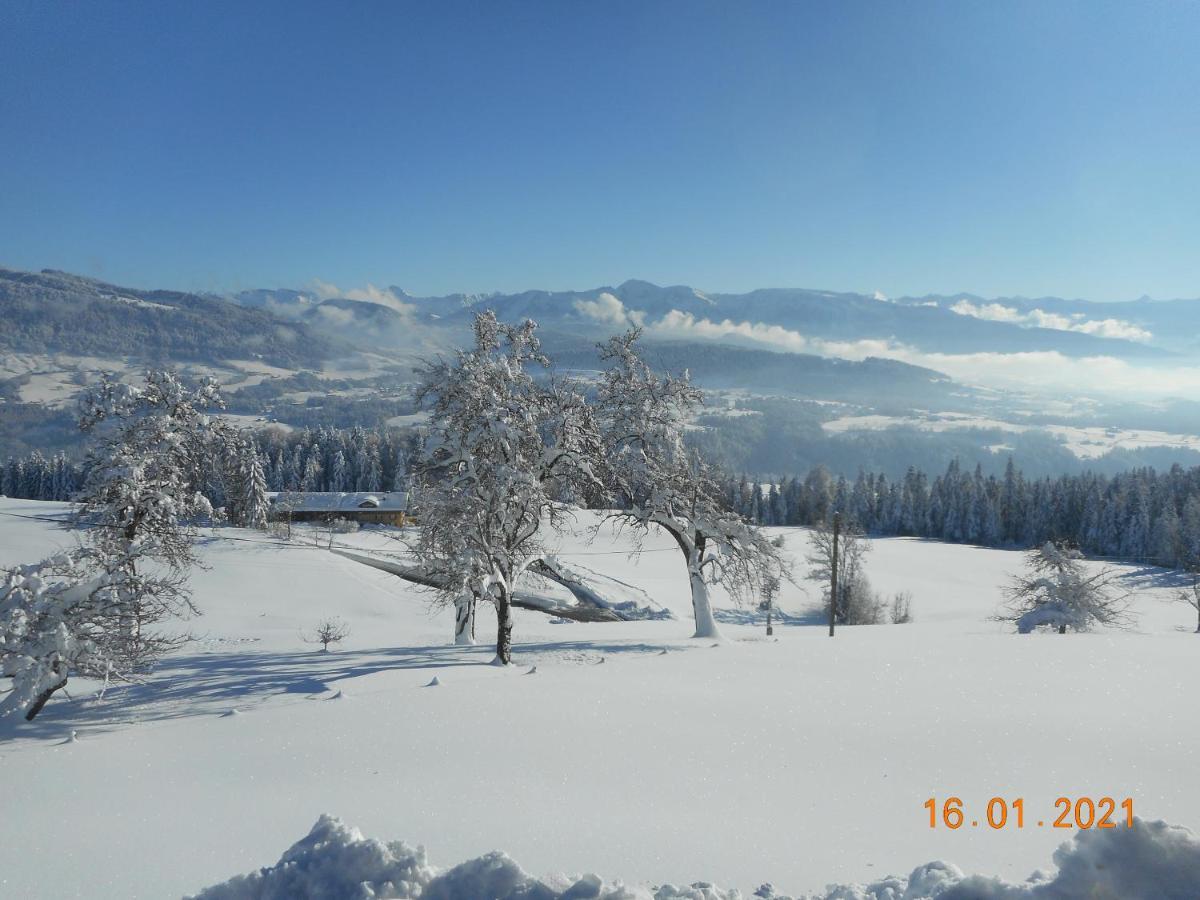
188 814 1200 899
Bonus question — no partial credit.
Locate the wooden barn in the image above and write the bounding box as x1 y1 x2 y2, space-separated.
267 491 410 526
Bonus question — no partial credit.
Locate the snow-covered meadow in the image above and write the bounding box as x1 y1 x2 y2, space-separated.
1 497 1198 898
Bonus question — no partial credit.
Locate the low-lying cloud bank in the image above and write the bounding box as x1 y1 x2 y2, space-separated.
575 294 1193 399
188 815 1200 900
948 300 1153 343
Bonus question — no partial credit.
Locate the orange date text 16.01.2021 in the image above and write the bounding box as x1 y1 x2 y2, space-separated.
924 797 1133 830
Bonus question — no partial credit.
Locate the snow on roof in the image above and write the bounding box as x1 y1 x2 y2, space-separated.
268 491 408 512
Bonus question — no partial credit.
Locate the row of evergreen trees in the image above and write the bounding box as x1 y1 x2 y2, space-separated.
250 426 419 494
1 451 80 502
1 426 420 507
727 458 1200 570
9 433 1200 572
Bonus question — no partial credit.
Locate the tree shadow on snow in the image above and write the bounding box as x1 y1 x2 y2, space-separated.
0 637 676 743
1116 565 1194 591
713 607 825 627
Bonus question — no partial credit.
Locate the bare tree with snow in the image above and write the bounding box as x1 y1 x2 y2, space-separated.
595 329 786 640
0 545 189 720
1 371 237 719
806 517 879 625
305 617 350 652
1000 541 1132 634
412 311 601 664
1 550 106 720
72 371 228 670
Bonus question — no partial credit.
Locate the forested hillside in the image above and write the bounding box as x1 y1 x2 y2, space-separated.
0 268 336 368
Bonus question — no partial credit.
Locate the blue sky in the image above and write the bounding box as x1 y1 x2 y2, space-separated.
2 0 1198 301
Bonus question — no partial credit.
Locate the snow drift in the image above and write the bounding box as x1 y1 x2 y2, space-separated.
188 815 1200 899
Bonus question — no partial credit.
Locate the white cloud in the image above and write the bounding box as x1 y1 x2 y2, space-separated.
574 292 627 325
311 279 415 316
651 310 814 353
573 292 645 328
645 308 1199 399
873 290 890 302
950 300 1153 342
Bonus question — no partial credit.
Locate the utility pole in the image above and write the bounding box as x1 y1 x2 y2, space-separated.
829 511 840 637
760 570 779 637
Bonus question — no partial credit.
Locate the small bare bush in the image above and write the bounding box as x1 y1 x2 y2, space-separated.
890 591 914 624
305 617 350 652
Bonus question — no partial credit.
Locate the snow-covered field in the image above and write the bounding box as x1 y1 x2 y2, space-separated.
1 498 1198 898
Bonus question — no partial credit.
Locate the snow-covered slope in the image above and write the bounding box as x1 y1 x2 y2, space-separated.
0 499 1197 899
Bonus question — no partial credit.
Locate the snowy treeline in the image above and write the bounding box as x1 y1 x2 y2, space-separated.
1 425 417 506
248 426 418 494
0 451 81 501
14 428 1200 576
731 458 1200 569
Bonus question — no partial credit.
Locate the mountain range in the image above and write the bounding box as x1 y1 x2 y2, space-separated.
3 265 1200 476
231 277 1194 359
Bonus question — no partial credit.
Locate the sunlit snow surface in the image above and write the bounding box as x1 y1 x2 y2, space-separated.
189 814 1200 899
0 499 1197 899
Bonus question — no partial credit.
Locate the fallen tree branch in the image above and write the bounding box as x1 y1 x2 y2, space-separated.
331 550 623 623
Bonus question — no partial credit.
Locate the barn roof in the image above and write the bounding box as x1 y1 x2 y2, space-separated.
268 491 409 513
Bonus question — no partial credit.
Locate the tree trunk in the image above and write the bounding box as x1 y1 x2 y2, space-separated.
829 512 839 637
25 668 68 721
454 592 477 646
688 559 722 640
494 590 513 665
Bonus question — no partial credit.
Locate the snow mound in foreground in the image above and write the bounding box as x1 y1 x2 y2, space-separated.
187 815 1200 900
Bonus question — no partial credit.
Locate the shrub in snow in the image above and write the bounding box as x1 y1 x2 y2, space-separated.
304 617 350 652
889 592 914 625
999 541 1132 634
190 815 1200 900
